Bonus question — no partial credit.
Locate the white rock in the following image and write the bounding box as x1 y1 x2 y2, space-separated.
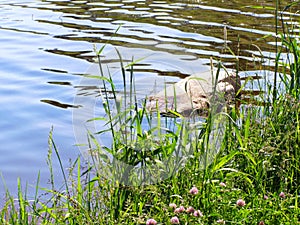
146 68 241 117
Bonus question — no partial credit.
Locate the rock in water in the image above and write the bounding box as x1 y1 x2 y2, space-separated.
146 68 241 117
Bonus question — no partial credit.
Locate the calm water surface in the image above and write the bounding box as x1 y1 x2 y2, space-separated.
0 0 299 198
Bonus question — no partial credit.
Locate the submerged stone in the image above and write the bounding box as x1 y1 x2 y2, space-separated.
146 68 241 117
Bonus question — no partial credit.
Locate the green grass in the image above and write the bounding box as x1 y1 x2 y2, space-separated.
1 4 300 225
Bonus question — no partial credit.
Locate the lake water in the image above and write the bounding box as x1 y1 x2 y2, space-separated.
0 0 298 198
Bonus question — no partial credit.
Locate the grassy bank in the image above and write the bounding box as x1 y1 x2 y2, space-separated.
1 6 300 225
2 76 299 225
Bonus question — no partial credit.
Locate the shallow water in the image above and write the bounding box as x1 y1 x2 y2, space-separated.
0 0 298 198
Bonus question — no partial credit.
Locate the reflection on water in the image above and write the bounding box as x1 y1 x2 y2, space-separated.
0 0 299 197
41 99 81 108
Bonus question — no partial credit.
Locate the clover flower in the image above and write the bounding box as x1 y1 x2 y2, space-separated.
279 192 285 199
189 186 199 195
170 216 180 224
169 203 177 209
236 199 246 207
146 218 157 225
193 210 203 217
174 206 185 214
186 206 195 214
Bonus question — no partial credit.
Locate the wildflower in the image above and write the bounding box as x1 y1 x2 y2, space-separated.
236 199 246 207
174 206 185 213
146 218 157 225
193 209 203 217
186 206 195 213
263 195 268 200
258 221 265 225
219 182 226 187
169 203 177 209
170 216 180 224
217 219 226 224
189 186 199 195
279 192 285 198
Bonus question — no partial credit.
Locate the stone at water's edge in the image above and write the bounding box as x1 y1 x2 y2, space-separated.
146 68 241 117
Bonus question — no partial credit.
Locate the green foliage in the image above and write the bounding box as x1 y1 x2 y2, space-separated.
1 4 300 223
